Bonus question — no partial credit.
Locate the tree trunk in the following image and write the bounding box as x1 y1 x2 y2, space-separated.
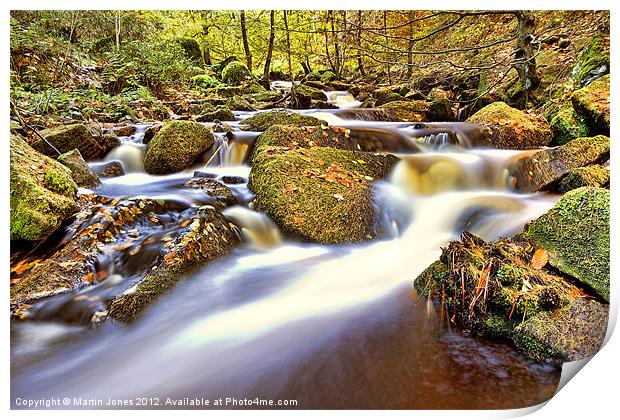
383 11 391 84
283 10 293 77
69 11 79 43
262 10 276 86
114 11 121 51
356 10 365 77
407 11 414 79
513 11 540 106
240 11 252 69
330 10 341 78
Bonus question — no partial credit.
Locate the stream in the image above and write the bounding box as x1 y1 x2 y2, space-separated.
11 89 562 409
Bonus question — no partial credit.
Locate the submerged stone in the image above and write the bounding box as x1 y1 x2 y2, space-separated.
525 187 610 302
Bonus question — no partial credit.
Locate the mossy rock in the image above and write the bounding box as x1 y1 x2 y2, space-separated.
144 121 214 175
92 160 125 178
213 56 238 76
508 135 609 192
10 135 78 241
514 298 608 363
221 61 251 85
33 124 104 160
296 84 327 100
108 206 239 322
569 36 609 87
414 231 606 364
377 100 428 122
192 74 221 89
557 165 610 193
242 110 327 131
525 187 610 302
195 106 235 122
176 37 203 65
467 102 553 149
57 149 101 188
375 92 406 106
249 147 398 243
320 70 336 84
251 90 283 103
547 101 589 146
226 96 255 111
571 74 610 136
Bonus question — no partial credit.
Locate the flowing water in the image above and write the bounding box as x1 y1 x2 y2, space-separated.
10 91 563 409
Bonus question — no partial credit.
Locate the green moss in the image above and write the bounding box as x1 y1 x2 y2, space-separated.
320 70 336 84
558 165 610 193
571 74 610 135
43 169 77 195
467 102 553 149
248 146 398 243
525 187 610 301
295 84 327 100
242 110 327 131
221 61 251 85
251 90 283 103
569 36 609 87
378 101 429 122
548 101 590 145
144 120 214 175
176 37 202 65
192 74 221 88
196 106 235 122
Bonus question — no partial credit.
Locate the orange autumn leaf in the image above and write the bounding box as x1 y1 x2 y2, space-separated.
531 249 549 270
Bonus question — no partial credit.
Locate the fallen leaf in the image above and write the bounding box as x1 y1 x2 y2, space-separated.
531 249 549 270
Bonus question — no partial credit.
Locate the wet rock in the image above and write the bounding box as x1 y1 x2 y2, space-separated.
183 178 238 206
221 175 246 184
108 206 239 322
571 74 610 135
221 61 251 85
93 160 125 178
97 133 121 154
557 165 610 193
249 146 398 244
508 135 609 192
57 149 101 188
312 100 338 109
10 135 78 241
32 124 105 159
414 231 607 365
291 84 328 109
467 102 553 149
195 106 235 122
524 187 610 302
514 298 608 363
143 123 163 144
144 120 214 175
305 80 326 90
375 92 406 106
546 101 589 145
328 81 352 91
242 110 327 131
111 125 136 137
569 36 609 88
377 100 429 122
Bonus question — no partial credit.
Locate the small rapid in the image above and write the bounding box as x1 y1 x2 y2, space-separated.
11 102 562 409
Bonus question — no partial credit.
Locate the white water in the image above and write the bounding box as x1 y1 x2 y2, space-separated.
11 116 561 408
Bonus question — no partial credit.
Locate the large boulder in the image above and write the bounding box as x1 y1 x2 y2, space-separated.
377 100 428 122
571 74 610 135
508 135 610 192
524 187 610 302
242 110 326 131
144 121 214 174
32 124 104 160
195 106 235 122
320 70 336 84
291 84 328 108
414 231 608 364
10 135 78 241
557 165 610 193
57 149 101 188
249 146 398 243
546 101 589 146
467 102 553 149
176 37 202 65
568 36 609 88
221 61 251 85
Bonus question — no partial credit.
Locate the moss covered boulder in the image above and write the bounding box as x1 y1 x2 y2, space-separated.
195 106 235 122
10 135 78 241
249 147 398 243
291 84 328 108
144 121 214 175
547 101 589 145
242 110 327 131
557 165 610 193
251 90 283 103
414 231 608 364
377 100 428 122
525 187 610 302
569 36 609 88
320 70 336 84
571 74 610 135
32 124 104 160
108 206 239 322
221 61 251 85
467 102 553 149
508 135 609 192
57 149 101 188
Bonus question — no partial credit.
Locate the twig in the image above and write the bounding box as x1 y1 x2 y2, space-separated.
10 98 61 157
